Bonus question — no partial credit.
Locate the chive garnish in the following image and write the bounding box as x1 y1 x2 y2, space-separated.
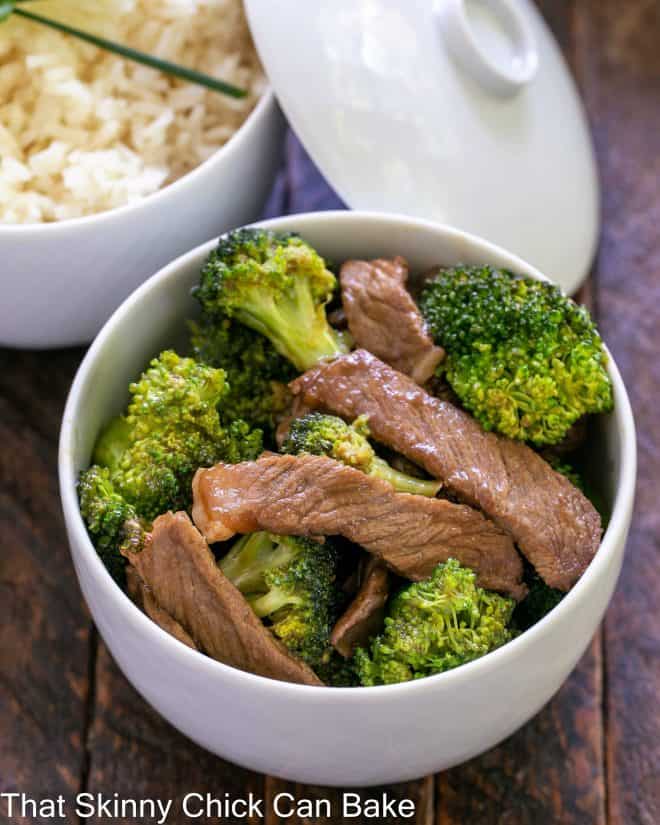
1 1 247 98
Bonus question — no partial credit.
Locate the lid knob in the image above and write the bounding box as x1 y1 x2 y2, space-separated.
437 0 539 96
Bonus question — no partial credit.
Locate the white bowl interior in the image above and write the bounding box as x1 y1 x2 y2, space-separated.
59 211 636 785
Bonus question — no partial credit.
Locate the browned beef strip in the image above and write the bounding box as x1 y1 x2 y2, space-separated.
340 256 444 384
331 558 389 658
192 453 526 599
290 350 602 591
123 512 322 686
126 564 198 651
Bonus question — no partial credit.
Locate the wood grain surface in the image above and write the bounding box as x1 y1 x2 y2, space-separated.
0 2 658 823
575 3 660 824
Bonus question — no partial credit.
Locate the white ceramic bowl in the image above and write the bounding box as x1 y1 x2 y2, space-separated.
1 91 284 349
59 212 636 787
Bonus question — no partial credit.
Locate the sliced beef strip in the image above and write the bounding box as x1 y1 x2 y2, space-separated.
331 558 390 658
126 564 198 651
340 256 444 384
123 511 322 686
290 350 602 591
192 453 526 599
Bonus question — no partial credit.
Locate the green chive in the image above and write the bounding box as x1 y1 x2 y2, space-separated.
8 5 247 99
0 1 14 23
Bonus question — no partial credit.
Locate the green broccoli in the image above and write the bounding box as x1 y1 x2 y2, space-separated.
316 651 360 687
80 350 263 582
77 465 147 585
92 415 132 469
189 313 294 436
219 532 340 668
355 559 515 686
419 266 613 446
93 350 262 519
282 413 442 497
191 228 349 371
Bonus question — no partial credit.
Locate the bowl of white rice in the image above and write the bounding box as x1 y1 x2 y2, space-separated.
0 0 284 347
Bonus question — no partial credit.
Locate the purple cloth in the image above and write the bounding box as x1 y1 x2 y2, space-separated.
262 131 346 218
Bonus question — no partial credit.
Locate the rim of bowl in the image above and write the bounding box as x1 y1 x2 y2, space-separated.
59 210 637 702
0 86 275 236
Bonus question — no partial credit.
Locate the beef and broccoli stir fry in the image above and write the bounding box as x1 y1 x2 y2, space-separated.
78 228 612 687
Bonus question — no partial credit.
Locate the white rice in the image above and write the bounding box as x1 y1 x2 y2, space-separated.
0 0 265 223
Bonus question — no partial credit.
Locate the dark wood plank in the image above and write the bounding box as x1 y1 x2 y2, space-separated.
0 348 91 824
573 2 660 823
436 638 604 825
83 642 265 825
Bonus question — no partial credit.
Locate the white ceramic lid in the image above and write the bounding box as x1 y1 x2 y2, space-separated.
245 0 599 294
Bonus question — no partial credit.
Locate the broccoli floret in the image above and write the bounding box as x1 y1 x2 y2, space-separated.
80 350 262 581
513 571 564 632
355 559 515 686
92 416 132 469
220 532 339 668
192 228 349 371
316 651 360 687
419 266 613 446
189 313 294 436
125 349 232 441
94 351 262 520
282 413 442 497
77 465 148 585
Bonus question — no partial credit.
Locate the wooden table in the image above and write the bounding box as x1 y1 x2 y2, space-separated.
1 2 658 822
